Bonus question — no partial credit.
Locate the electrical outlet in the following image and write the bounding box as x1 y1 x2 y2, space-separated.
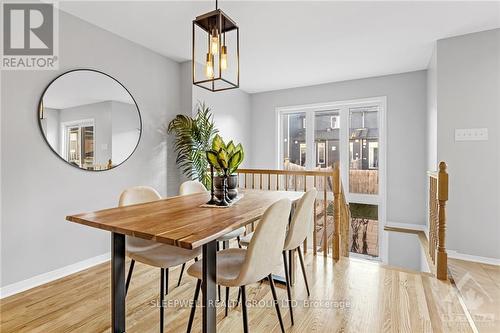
455 128 488 141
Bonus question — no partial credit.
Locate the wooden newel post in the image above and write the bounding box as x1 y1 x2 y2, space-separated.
437 161 448 280
333 162 341 261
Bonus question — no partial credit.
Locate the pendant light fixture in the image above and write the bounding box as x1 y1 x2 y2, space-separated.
192 0 239 92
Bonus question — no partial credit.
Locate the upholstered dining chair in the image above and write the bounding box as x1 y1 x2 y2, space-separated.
119 186 201 333
239 188 317 325
186 198 292 333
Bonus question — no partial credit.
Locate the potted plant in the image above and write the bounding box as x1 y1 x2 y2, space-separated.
206 134 244 206
167 102 218 189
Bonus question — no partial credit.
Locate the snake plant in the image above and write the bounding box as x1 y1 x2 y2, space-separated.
167 102 218 188
206 134 244 176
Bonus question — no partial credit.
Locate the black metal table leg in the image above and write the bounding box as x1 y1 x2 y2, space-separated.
111 232 126 333
202 240 217 333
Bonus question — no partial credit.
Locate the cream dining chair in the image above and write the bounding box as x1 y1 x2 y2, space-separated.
239 188 317 325
119 186 201 333
186 198 292 333
177 180 246 301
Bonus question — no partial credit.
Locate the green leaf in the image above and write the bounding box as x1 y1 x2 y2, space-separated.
212 134 225 152
206 150 221 172
217 149 229 170
228 150 242 174
226 141 235 155
235 143 244 164
167 101 218 189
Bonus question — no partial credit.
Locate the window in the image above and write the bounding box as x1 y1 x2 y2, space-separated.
278 97 385 260
314 110 340 168
349 106 379 194
281 112 306 167
62 120 95 168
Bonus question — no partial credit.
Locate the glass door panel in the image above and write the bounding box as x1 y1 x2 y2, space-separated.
281 112 307 168
314 110 340 169
349 203 379 257
349 106 379 195
278 98 385 260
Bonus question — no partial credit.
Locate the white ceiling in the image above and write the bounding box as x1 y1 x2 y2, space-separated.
59 1 500 93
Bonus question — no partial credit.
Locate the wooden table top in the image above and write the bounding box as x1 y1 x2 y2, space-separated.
66 189 303 249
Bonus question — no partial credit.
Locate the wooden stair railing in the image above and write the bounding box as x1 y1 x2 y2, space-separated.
236 162 350 261
427 161 448 280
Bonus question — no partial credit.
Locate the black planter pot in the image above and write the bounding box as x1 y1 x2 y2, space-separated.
214 174 238 200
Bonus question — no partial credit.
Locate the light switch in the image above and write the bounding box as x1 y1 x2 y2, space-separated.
455 128 488 141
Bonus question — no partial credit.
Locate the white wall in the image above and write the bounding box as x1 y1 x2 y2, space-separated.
251 71 428 226
435 29 500 259
0 11 182 287
180 61 253 166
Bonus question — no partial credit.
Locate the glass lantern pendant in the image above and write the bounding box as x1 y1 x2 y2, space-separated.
192 0 239 92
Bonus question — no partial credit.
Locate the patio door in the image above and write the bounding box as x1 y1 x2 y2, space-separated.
277 97 386 260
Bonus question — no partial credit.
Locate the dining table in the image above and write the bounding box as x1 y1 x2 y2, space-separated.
66 188 304 333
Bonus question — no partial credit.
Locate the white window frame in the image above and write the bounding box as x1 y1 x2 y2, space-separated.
275 96 387 262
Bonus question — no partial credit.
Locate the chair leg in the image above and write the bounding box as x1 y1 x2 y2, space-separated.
186 279 201 333
125 259 135 296
282 251 294 325
177 263 186 287
235 288 241 308
225 287 230 317
241 286 249 333
237 236 242 248
164 268 169 295
217 242 221 302
297 246 310 297
268 274 285 333
160 268 165 333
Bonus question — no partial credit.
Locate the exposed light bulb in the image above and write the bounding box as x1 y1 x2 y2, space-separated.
205 53 214 78
220 45 228 70
210 29 219 55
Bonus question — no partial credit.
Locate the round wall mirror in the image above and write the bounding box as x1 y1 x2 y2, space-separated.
38 69 142 171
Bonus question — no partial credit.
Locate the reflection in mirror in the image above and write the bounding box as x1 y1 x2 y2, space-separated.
39 70 141 171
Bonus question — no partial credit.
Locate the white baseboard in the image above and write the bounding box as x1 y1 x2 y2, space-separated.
447 250 500 266
0 252 110 299
385 221 427 232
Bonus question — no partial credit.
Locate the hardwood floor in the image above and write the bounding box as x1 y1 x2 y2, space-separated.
1 253 474 333
448 258 500 333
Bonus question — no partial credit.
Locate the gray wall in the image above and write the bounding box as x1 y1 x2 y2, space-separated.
387 232 427 272
111 101 141 165
0 11 182 287
435 29 500 259
250 71 428 226
180 61 253 166
193 87 252 166
426 47 438 171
